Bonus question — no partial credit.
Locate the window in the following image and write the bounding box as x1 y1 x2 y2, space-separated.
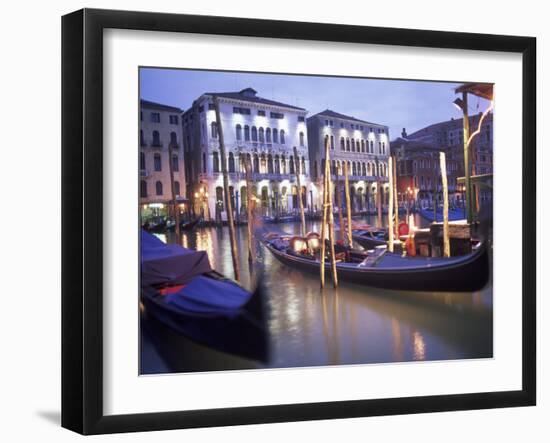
340 137 345 151
140 111 143 121
258 110 266 116
346 138 350 151
330 135 335 150
213 152 220 172
208 103 215 110
267 154 274 173
253 154 260 173
299 132 305 146
154 153 162 171
228 152 235 173
140 152 146 170
202 153 206 173
266 128 272 143
170 131 178 145
169 115 179 125
152 130 161 147
330 120 333 127
324 134 329 148
216 187 224 211
289 155 295 174
280 130 285 144
351 139 355 152
301 157 306 175
211 122 218 139
298 116 305 122
150 112 160 123
340 123 344 128
171 155 179 172
155 181 163 196
174 181 180 196
198 105 204 113
140 130 145 146
259 127 265 143
251 126 258 142
236 124 242 141
325 120 329 126
370 140 374 153
233 107 251 115
273 128 279 143
140 180 147 198
270 112 284 119
244 125 250 141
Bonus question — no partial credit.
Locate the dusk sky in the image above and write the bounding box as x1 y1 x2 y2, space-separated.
140 68 491 139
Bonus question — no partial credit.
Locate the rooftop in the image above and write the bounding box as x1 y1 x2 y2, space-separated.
140 99 183 113
309 109 383 127
203 87 306 111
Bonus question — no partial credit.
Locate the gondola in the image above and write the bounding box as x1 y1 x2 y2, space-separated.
140 230 268 364
351 228 387 249
259 229 489 292
179 217 201 231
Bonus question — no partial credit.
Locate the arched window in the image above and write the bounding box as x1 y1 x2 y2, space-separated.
140 130 145 146
154 153 161 171
321 158 326 176
273 128 279 144
140 152 146 170
202 153 206 173
299 132 305 146
361 140 365 152
267 154 274 173
301 157 306 175
351 139 355 152
369 140 374 153
266 128 272 143
171 155 179 172
280 155 286 174
324 134 329 148
274 155 280 174
253 154 260 173
211 122 218 139
213 151 220 173
289 155 295 174
251 126 258 142
330 135 335 150
216 187 224 212
340 137 345 150
259 127 264 143
155 181 163 196
140 180 147 198
346 138 350 151
362 162 366 176
170 131 178 145
280 130 285 144
152 130 161 147
331 160 336 175
260 153 267 173
244 125 250 141
174 181 180 196
236 124 242 141
228 152 235 173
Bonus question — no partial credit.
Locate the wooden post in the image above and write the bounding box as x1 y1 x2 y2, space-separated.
168 142 181 237
388 157 394 252
334 167 345 242
343 162 353 247
244 157 255 265
392 155 398 237
293 146 306 237
377 181 382 228
325 142 338 288
461 91 473 224
213 97 240 281
320 157 328 289
439 151 450 257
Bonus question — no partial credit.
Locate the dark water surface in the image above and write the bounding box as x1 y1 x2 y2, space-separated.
141 215 492 374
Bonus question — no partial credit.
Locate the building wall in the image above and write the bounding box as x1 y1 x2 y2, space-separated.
184 93 313 219
139 102 187 217
307 113 390 212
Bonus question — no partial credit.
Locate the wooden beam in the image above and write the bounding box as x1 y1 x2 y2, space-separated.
343 162 353 247
388 156 394 252
439 151 450 257
293 146 306 238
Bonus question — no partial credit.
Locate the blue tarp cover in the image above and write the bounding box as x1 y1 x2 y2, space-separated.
163 275 252 314
140 230 213 287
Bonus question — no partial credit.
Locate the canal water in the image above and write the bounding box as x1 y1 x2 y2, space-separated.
141 214 493 374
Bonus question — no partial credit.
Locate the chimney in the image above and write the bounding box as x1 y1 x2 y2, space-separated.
401 128 407 138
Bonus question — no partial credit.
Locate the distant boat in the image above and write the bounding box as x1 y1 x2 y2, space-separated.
140 230 268 363
419 207 465 222
259 229 489 292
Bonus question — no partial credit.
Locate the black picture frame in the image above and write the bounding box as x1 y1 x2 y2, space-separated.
62 8 536 435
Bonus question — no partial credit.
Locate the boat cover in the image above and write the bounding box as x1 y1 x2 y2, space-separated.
140 230 213 287
162 275 252 315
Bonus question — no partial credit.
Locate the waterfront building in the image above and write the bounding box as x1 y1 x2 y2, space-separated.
139 99 187 220
182 87 312 220
391 112 493 210
307 109 390 213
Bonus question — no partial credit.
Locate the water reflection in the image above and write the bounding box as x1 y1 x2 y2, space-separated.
145 217 492 373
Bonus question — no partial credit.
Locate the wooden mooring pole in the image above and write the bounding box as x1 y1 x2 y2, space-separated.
343 162 353 247
439 151 450 257
244 157 255 265
214 96 240 281
388 156 395 252
293 146 307 238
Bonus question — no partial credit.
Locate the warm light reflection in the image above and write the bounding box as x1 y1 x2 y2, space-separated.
412 330 426 360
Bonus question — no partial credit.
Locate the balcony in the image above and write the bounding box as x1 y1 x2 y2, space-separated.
140 169 149 177
150 142 163 149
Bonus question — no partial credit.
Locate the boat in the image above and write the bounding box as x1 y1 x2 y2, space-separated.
140 230 268 365
419 207 465 222
351 227 388 249
259 229 489 292
179 217 201 231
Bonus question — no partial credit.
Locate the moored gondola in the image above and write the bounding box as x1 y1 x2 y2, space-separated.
260 229 489 292
140 230 268 364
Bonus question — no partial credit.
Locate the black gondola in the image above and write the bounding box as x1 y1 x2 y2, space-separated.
140 230 268 366
352 228 387 249
260 230 489 292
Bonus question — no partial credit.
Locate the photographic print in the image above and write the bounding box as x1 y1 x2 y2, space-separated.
138 68 494 375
